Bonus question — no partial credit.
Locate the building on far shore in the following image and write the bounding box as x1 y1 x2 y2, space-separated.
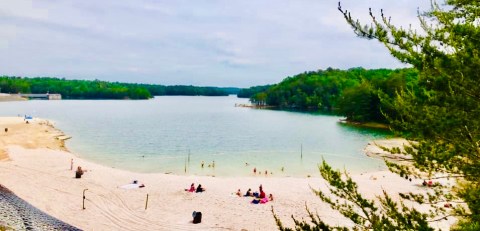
1 93 62 101
18 93 62 100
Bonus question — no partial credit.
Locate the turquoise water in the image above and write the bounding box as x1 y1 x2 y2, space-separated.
0 96 389 177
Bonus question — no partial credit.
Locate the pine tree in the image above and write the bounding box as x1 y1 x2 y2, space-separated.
274 1 480 230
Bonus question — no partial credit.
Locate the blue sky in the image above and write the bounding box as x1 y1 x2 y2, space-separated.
0 0 430 87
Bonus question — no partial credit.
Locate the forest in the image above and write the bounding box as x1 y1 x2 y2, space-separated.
246 67 419 123
0 76 236 99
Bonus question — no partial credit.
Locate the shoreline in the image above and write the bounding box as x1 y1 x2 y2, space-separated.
0 117 455 230
0 94 26 102
338 119 390 130
364 138 412 162
0 117 69 161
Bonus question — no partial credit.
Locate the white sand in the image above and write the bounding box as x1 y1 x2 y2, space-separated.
0 117 456 230
364 138 413 162
0 94 25 102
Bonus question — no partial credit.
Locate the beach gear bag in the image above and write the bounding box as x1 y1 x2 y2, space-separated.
193 211 202 224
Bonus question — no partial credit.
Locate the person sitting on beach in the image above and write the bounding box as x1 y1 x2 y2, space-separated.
185 183 195 192
268 193 274 201
259 190 266 199
75 166 84 179
236 189 242 197
422 180 427 186
244 188 252 197
196 184 205 193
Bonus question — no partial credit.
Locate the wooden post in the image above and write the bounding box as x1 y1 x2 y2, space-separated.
83 189 88 210
301 144 303 159
184 157 187 173
145 194 149 210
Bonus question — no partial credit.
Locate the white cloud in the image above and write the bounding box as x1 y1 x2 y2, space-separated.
0 0 431 87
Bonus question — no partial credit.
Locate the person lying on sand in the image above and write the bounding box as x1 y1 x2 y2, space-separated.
132 180 145 188
119 181 145 189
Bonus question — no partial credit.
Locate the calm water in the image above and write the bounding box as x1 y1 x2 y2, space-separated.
0 96 389 177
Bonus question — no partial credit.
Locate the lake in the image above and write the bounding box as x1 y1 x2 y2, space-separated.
0 96 389 177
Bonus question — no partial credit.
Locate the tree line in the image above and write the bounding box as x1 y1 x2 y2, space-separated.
0 76 238 99
244 67 419 123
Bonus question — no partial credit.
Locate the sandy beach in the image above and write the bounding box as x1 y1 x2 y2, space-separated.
0 117 456 230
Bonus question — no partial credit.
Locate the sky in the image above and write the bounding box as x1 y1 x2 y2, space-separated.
0 0 431 87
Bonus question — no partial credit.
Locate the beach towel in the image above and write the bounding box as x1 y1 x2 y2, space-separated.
260 197 269 204
120 184 141 189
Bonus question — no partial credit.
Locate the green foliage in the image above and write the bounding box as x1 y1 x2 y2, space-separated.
275 0 480 230
0 76 235 99
336 82 381 122
140 84 232 96
237 85 273 98
0 76 152 99
250 68 418 123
